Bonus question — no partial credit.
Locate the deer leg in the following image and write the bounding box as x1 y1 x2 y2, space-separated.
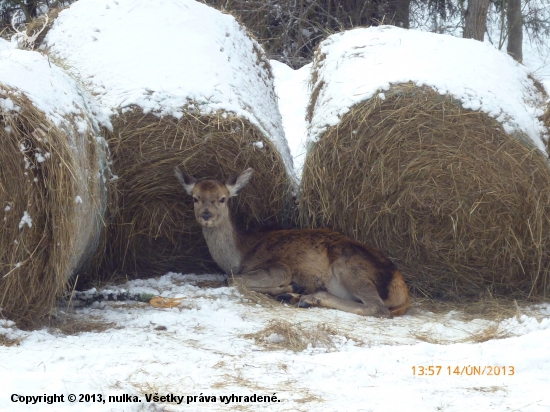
274 292 304 305
297 253 392 318
299 256 392 318
299 286 391 319
230 264 303 296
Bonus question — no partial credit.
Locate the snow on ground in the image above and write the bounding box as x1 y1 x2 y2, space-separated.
43 0 293 175
1 272 550 411
307 26 547 153
0 37 16 51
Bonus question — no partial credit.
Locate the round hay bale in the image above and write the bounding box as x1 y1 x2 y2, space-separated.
88 109 293 279
0 50 108 324
45 0 296 280
301 27 550 299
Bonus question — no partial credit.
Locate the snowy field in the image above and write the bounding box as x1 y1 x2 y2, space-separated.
1 273 550 411
2 0 550 411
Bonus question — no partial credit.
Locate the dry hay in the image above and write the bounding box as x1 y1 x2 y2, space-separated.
412 323 512 345
0 87 106 325
47 316 117 336
0 332 25 347
243 319 350 352
79 107 294 283
300 82 550 300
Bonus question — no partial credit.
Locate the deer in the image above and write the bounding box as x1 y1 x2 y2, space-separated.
174 167 410 318
12 13 48 50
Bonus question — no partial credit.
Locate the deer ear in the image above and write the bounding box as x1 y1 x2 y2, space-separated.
226 168 254 197
174 166 197 195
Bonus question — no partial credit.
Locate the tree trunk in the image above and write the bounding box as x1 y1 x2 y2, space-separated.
507 0 523 62
392 0 411 29
13 0 32 22
463 0 490 41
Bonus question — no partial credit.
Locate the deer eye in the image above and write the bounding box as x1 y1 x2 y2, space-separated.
219 197 226 204
193 197 199 203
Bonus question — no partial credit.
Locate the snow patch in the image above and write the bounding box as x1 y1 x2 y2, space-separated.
18 211 32 229
34 152 46 163
265 333 286 344
0 97 18 112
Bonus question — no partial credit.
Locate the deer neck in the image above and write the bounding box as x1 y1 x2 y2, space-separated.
202 217 248 275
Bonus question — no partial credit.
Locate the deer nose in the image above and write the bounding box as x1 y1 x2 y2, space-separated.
201 210 213 221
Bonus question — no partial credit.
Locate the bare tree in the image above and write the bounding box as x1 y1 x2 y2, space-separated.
390 0 412 28
204 0 413 68
507 0 523 61
10 0 38 22
463 0 490 40
1 0 73 33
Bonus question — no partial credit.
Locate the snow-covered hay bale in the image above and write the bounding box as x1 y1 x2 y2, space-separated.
0 50 108 324
45 0 295 278
301 27 550 299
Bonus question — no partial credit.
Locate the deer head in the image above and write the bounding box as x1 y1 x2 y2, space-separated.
174 167 254 227
12 13 48 50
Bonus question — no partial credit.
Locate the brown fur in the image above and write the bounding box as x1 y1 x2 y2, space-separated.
175 167 410 318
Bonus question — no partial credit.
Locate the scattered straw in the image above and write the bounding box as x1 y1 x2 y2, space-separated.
243 319 353 352
48 317 117 336
0 333 25 347
211 373 268 391
415 295 545 321
412 323 512 345
0 87 107 326
80 107 294 283
467 386 507 393
301 83 550 300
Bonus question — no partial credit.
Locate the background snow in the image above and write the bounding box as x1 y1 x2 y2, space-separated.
44 0 294 175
